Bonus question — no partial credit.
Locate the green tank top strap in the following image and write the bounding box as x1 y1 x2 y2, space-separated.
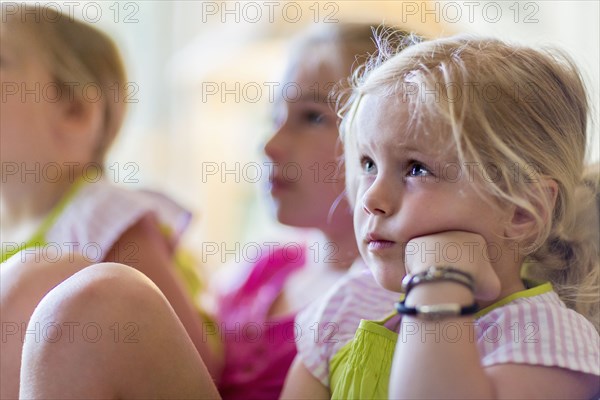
1 178 87 263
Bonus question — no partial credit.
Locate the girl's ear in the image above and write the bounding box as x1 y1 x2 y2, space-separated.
505 178 559 239
54 92 104 159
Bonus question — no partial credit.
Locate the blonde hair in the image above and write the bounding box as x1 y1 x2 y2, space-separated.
290 22 409 77
340 34 599 331
1 3 127 163
286 23 415 101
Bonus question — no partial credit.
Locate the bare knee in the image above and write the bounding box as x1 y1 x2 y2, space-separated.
1 253 98 338
29 262 166 324
20 263 167 395
0 254 93 400
19 263 202 398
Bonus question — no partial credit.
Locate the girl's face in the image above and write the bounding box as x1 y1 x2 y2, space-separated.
264 48 353 234
0 30 60 169
352 94 512 292
0 26 103 186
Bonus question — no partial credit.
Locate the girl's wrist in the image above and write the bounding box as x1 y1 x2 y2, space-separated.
404 281 475 307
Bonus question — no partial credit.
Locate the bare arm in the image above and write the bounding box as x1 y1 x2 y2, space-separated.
390 232 599 399
280 357 330 399
391 286 599 399
487 364 599 399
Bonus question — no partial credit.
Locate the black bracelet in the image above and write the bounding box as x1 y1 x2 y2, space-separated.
395 300 478 321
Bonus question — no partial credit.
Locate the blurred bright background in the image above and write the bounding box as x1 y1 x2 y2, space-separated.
29 0 600 271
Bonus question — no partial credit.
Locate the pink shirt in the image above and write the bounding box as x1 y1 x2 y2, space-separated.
216 245 306 400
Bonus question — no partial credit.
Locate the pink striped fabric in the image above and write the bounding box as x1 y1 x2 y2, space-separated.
46 179 191 260
295 268 400 386
477 290 599 375
296 270 600 387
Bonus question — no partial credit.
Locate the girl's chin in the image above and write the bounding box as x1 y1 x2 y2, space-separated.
369 266 405 293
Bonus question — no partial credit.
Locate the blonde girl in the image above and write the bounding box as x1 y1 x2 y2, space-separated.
212 23 419 399
284 34 600 398
1 4 212 398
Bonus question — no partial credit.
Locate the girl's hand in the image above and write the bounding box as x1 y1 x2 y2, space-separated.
404 231 501 302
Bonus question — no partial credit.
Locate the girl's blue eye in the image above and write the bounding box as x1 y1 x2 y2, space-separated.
361 157 377 174
305 110 325 124
408 162 430 177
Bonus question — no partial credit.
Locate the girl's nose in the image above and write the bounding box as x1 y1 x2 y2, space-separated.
263 124 286 162
361 177 397 216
